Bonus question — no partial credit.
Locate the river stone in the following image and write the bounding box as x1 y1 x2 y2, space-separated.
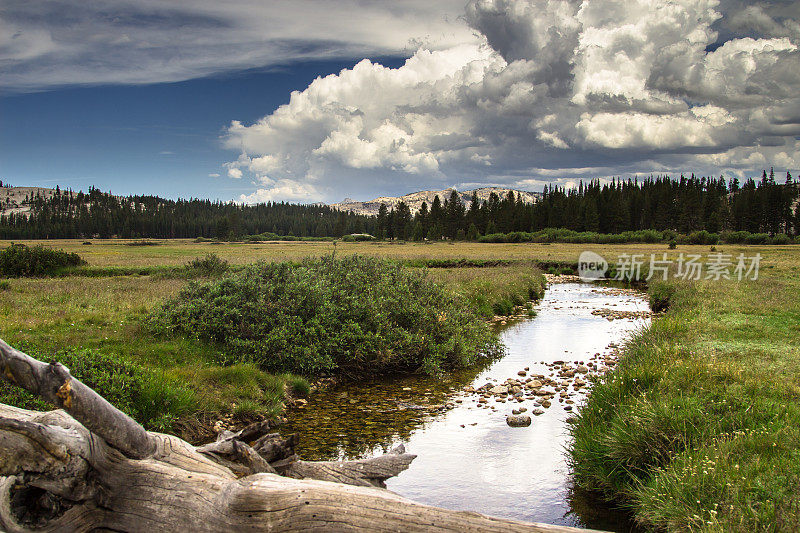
506 415 531 427
576 365 589 374
532 408 545 416
525 380 543 389
489 385 508 395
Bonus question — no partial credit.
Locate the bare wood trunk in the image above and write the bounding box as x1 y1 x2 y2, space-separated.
0 339 602 532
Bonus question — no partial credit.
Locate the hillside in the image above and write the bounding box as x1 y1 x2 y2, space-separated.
1 186 70 215
331 187 541 216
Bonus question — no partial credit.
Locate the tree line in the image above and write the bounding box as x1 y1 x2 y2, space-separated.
1 171 798 240
376 170 800 240
0 187 375 239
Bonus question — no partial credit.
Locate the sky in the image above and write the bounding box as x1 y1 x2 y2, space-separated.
1 0 799 204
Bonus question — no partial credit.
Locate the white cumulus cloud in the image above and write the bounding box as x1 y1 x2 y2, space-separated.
222 0 800 202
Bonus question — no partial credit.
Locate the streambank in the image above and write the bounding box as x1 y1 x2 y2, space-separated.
569 276 800 531
281 282 650 530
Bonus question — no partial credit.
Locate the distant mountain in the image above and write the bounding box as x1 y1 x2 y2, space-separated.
331 187 541 216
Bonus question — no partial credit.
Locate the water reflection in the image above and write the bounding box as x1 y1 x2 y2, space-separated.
282 283 649 530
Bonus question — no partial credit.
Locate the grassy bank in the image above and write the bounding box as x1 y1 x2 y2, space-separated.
570 259 800 530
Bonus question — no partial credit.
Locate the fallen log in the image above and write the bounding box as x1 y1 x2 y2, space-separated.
0 339 601 532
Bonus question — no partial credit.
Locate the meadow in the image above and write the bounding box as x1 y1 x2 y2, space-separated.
0 239 556 440
1 238 799 531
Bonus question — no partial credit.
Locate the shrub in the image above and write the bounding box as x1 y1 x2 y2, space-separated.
184 253 229 276
150 255 499 376
124 240 161 246
648 281 676 312
687 230 719 245
770 233 791 245
492 299 514 316
0 280 10 291
745 233 770 245
0 244 85 277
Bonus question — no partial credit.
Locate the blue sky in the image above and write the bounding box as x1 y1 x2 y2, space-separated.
1 58 405 201
1 1 799 204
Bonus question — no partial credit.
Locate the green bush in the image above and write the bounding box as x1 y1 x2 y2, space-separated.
243 232 335 242
124 240 161 246
474 228 797 245
745 233 770 245
648 280 676 312
0 280 9 291
0 244 86 277
686 230 719 245
492 299 514 316
184 253 229 276
770 233 791 245
150 255 499 376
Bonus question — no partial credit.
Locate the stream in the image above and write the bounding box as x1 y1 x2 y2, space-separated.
282 282 651 530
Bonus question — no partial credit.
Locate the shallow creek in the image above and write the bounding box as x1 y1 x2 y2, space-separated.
282 282 650 530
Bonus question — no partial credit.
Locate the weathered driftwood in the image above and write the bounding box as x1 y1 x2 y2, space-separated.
0 339 601 532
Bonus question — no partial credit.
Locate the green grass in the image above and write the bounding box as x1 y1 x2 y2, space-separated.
427 263 545 317
569 266 800 531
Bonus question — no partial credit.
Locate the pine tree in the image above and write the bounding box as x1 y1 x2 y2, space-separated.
794 203 800 236
426 223 443 241
583 198 600 232
394 201 412 240
466 223 479 241
445 190 465 239
376 204 388 240
411 222 424 241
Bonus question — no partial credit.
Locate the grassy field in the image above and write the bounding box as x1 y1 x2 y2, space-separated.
0 239 553 441
4 238 774 266
570 247 800 531
2 237 799 532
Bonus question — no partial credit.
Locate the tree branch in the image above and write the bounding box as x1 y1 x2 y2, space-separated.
0 338 155 459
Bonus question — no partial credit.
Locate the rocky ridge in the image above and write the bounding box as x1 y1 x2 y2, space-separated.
331 187 541 216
